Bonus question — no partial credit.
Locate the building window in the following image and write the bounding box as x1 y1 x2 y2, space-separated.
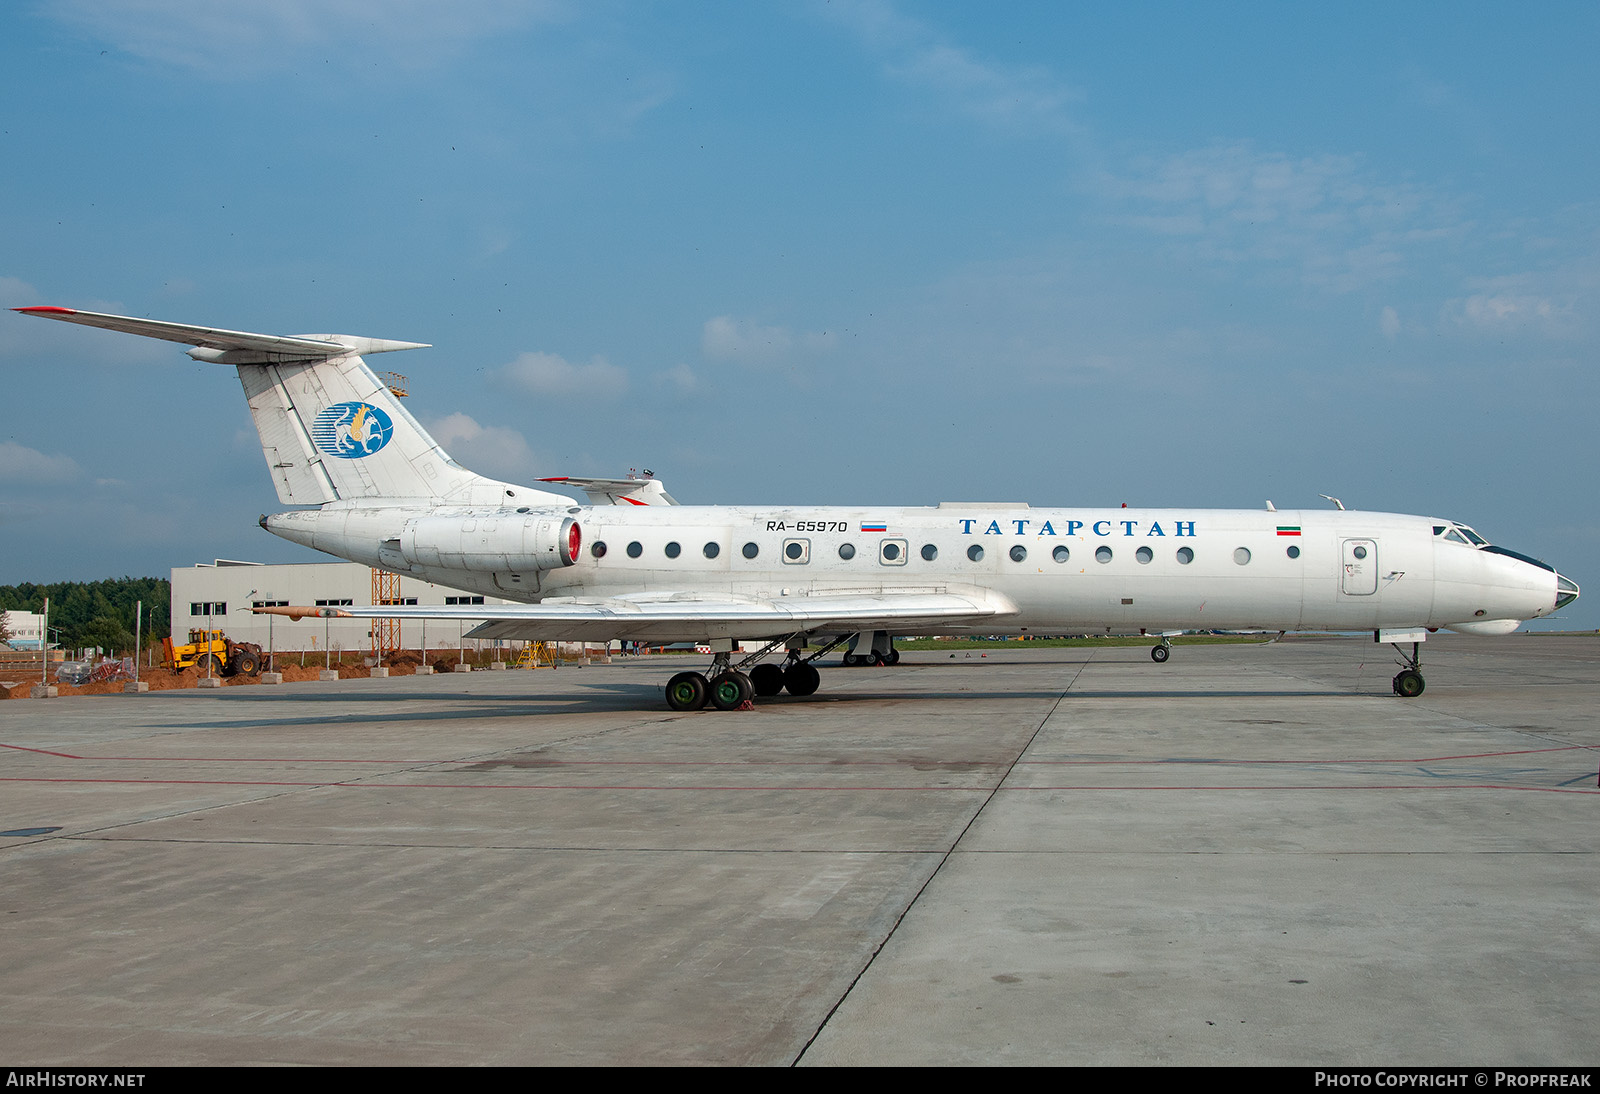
314 599 353 607
444 596 486 605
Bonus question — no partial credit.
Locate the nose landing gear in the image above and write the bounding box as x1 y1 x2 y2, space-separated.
1391 641 1426 698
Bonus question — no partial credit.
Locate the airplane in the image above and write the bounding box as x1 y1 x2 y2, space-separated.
16 304 1580 710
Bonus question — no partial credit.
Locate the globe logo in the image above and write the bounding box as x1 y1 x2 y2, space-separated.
311 401 395 459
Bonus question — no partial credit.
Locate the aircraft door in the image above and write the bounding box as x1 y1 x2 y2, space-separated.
1341 538 1378 595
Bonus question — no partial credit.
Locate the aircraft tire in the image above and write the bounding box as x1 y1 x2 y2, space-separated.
886 650 900 665
749 663 785 697
842 653 861 667
709 671 753 711
666 671 710 711
1393 670 1425 698
1151 644 1170 663
783 662 821 696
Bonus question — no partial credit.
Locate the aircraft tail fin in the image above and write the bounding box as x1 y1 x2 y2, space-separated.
15 306 568 508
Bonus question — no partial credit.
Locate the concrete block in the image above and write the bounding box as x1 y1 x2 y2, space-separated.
370 667 390 678
259 672 283 685
123 681 150 693
414 665 434 675
196 677 222 689
318 669 340 681
452 663 472 673
488 661 507 671
29 685 58 699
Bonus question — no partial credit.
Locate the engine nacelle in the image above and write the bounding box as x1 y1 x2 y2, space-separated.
400 513 580 573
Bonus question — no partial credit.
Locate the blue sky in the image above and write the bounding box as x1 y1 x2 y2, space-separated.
3 1 1596 628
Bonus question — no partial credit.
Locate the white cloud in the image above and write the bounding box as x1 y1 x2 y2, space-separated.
43 0 563 77
423 413 539 481
659 363 698 392
1381 306 1401 338
821 0 1080 136
0 441 81 484
701 316 836 365
1101 141 1451 291
498 351 629 399
1440 268 1595 340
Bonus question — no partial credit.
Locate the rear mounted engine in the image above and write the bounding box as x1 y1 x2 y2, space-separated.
399 513 580 573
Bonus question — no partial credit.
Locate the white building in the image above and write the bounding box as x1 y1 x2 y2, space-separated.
172 560 521 659
1 611 45 650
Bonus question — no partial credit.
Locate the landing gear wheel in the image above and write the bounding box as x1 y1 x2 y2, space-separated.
843 653 862 667
783 662 821 696
709 671 754 711
886 649 900 665
1151 644 1170 663
749 663 785 697
666 671 710 711
1393 670 1425 698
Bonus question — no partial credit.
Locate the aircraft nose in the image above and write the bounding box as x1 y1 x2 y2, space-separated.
1555 573 1580 611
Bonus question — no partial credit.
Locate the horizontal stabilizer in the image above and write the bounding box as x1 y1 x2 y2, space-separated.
14 306 427 364
539 475 679 506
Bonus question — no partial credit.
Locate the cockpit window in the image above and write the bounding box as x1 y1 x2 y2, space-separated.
1443 529 1471 545
1447 522 1488 546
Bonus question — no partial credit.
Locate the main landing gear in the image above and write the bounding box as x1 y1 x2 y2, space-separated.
1150 637 1172 663
1391 641 1426 698
663 633 842 711
841 630 900 667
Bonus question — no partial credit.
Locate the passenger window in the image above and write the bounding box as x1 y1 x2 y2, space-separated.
967 544 984 562
1009 545 1027 562
1095 546 1112 563
626 541 643 558
1176 547 1194 564
664 541 681 558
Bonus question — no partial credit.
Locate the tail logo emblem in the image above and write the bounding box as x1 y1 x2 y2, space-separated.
311 401 394 459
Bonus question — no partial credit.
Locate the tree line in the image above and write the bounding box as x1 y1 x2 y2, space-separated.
0 578 170 654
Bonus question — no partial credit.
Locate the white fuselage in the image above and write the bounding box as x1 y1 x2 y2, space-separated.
264 502 1563 641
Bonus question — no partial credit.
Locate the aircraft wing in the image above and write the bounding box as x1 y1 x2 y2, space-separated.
255 589 1017 643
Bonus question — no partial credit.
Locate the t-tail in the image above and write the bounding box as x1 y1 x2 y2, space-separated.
14 306 568 508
